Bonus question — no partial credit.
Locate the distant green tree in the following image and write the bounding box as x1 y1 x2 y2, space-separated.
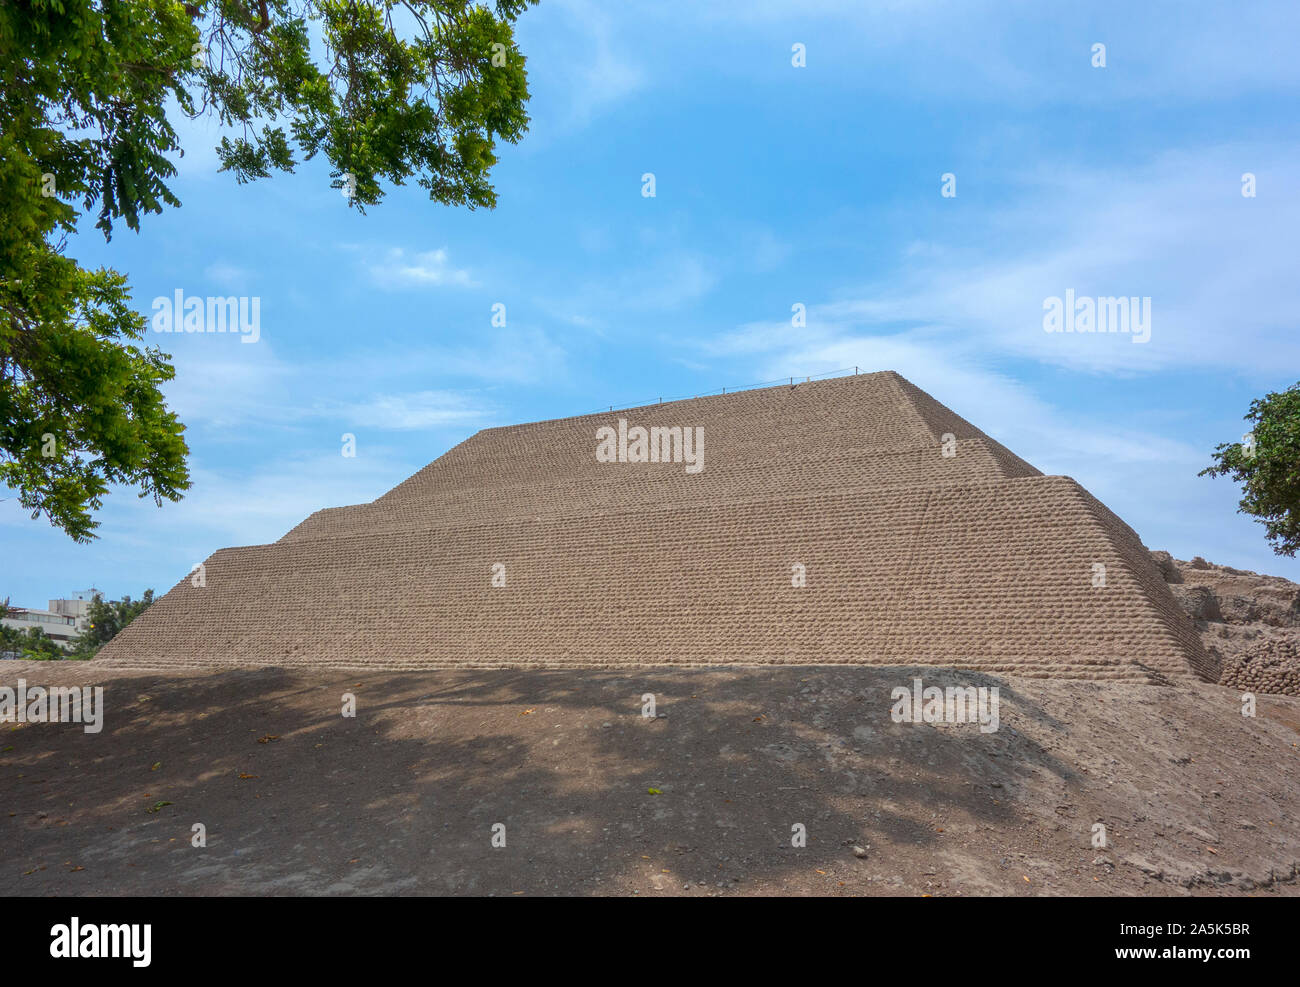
73 589 155 655
2 597 65 658
0 622 66 660
0 598 17 657
1201 382 1300 557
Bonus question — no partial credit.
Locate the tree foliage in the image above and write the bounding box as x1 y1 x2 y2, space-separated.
0 625 68 660
76 588 155 652
0 0 536 540
1201 382 1300 557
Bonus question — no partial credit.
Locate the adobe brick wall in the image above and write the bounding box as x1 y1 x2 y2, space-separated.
97 372 1211 682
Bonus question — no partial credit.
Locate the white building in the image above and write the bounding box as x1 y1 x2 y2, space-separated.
2 589 101 650
48 589 100 633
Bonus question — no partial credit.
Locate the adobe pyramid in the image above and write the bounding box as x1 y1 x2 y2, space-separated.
98 372 1216 684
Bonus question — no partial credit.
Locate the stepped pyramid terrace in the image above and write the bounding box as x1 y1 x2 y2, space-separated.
98 371 1216 685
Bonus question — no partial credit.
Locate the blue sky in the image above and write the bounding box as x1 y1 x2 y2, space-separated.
4 0 1300 605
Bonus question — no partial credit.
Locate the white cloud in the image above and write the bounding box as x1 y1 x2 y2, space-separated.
363 246 478 289
772 145 1300 377
341 390 494 430
202 262 250 288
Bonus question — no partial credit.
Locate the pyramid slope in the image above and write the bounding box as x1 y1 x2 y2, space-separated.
98 373 1211 683
279 438 1035 543
281 372 1038 543
363 371 1017 505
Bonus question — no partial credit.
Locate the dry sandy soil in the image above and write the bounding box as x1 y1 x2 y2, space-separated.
2 662 1298 896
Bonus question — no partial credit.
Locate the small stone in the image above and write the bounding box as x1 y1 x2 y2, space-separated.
852 845 869 858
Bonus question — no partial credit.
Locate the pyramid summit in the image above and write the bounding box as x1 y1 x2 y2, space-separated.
99 371 1215 684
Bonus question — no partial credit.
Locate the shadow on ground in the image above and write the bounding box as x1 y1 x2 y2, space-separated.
1 664 1297 896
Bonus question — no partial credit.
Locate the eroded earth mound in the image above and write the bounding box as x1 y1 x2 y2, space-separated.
1152 551 1300 696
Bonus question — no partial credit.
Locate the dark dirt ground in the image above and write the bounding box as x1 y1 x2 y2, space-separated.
2 662 1298 896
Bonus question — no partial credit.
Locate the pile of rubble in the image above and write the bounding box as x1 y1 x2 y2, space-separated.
1151 551 1300 695
1220 637 1300 695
